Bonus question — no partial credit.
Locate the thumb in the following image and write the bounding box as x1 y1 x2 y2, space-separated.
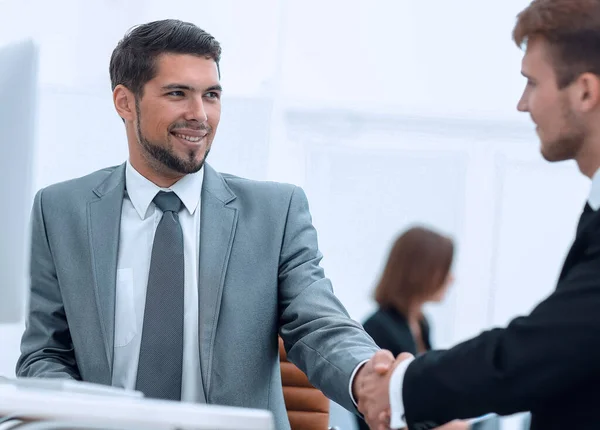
372 349 395 374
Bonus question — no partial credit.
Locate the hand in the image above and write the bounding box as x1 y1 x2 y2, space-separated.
352 350 394 428
352 349 395 401
356 351 414 430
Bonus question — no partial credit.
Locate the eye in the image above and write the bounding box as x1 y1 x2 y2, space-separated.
205 91 221 100
167 90 185 97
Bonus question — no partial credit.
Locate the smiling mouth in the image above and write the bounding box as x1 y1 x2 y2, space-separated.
171 132 205 143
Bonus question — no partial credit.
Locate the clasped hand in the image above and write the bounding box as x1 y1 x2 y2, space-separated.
353 350 413 430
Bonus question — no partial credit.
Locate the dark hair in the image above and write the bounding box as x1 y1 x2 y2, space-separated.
513 0 600 88
109 19 222 97
374 226 454 314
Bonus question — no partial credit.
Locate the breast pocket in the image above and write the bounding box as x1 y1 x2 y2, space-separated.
114 268 137 348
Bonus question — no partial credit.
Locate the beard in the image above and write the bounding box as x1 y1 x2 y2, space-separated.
540 97 585 163
135 101 211 175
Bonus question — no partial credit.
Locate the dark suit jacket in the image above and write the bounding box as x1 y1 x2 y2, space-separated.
403 204 600 430
356 307 431 430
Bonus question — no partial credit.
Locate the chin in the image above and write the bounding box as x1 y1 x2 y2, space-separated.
540 149 558 162
540 147 571 163
177 160 206 175
181 152 209 173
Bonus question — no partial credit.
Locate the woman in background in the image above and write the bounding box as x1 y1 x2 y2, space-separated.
356 226 467 430
364 225 454 358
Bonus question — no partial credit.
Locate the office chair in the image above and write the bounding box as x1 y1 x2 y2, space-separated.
279 337 333 430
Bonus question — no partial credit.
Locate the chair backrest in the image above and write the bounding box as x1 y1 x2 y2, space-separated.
279 337 330 430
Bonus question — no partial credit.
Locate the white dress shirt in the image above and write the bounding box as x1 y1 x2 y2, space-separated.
111 161 204 402
389 167 600 428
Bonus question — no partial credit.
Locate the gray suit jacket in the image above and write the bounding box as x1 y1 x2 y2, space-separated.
17 163 379 430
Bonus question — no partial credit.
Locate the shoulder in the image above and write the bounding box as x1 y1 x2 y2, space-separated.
40 165 121 196
35 165 123 210
363 308 407 331
362 308 416 354
218 171 311 211
221 172 297 197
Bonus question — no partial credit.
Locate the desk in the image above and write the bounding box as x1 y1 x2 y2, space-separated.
0 383 274 430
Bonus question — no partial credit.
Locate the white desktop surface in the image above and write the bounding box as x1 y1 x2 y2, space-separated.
0 384 274 430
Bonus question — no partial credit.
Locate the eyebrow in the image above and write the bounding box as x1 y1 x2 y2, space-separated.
161 83 223 92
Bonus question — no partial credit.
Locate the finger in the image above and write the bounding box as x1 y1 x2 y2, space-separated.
395 352 414 365
375 352 414 377
397 352 414 360
372 349 395 373
378 409 391 422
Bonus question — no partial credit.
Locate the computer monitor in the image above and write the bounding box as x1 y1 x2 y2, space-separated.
0 39 38 323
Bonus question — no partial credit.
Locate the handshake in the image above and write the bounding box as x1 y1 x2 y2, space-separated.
353 350 469 430
353 349 412 430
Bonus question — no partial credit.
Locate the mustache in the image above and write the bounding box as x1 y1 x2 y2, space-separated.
170 122 212 133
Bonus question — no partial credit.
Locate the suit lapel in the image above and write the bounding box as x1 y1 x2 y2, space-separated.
198 164 238 399
88 163 126 379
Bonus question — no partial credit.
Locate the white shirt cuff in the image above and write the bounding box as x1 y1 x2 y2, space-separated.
349 359 370 407
390 356 414 429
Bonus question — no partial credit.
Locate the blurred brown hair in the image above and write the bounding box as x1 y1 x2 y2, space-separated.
374 226 454 315
512 0 600 88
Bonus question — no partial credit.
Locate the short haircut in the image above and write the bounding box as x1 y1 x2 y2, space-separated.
109 19 221 97
513 0 600 88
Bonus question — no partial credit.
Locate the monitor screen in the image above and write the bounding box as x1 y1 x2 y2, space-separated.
0 39 38 323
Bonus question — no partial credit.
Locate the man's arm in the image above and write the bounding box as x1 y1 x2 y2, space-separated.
16 188 80 379
399 230 600 428
276 185 379 412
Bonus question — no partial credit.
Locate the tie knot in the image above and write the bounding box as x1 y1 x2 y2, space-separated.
153 191 182 213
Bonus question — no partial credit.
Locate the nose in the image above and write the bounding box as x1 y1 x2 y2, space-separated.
517 93 528 112
185 97 208 122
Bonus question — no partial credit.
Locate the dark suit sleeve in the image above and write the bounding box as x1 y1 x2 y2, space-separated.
16 188 80 379
403 229 600 427
277 186 379 413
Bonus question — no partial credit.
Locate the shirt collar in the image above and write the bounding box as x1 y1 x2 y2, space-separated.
125 161 204 219
588 168 600 211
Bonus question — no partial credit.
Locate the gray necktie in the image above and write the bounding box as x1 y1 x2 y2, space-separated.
135 191 184 400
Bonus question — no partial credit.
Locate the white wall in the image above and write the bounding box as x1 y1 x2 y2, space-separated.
0 1 590 429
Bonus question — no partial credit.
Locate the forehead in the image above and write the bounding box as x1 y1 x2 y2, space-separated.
522 37 553 74
150 53 220 85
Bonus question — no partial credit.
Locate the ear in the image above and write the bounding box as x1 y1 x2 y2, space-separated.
113 84 136 121
573 72 600 113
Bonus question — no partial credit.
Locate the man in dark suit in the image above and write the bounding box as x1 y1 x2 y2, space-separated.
355 0 600 429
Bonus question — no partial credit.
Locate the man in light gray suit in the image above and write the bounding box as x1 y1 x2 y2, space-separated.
16 19 391 430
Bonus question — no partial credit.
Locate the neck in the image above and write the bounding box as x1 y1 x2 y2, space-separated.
129 155 184 188
576 138 600 178
404 304 423 325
